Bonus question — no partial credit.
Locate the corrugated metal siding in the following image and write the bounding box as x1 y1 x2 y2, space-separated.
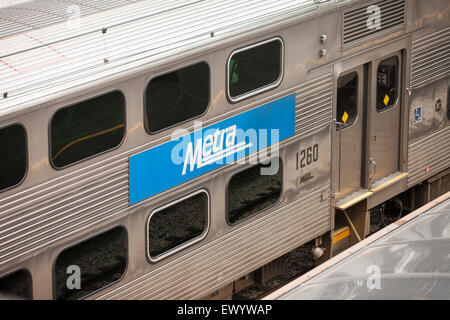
411 27 450 89
343 0 404 46
407 126 450 187
0 156 129 266
0 0 325 112
96 185 331 300
0 0 146 39
295 73 333 135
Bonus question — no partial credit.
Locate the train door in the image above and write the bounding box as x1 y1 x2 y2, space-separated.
368 52 402 183
336 66 364 198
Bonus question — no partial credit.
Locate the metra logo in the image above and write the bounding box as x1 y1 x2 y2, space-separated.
182 125 253 175
129 94 295 205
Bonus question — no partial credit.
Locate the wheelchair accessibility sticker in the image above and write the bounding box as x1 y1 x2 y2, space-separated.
413 106 422 124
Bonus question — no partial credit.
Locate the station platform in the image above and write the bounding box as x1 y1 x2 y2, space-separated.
264 191 450 300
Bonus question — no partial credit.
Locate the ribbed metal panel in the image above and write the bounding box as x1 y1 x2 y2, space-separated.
411 27 450 89
0 0 325 112
407 126 450 187
96 185 331 300
0 156 129 266
294 73 333 135
343 0 404 46
0 0 146 39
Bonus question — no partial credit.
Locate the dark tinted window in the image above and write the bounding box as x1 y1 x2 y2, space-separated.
54 227 127 300
337 72 358 130
148 191 208 259
0 270 32 300
227 161 282 224
145 62 210 133
50 91 125 168
0 124 27 192
228 38 282 100
376 56 398 111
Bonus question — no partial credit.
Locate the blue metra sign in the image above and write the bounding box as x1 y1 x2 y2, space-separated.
129 94 296 205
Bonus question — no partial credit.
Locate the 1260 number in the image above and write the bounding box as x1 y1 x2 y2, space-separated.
299 144 319 168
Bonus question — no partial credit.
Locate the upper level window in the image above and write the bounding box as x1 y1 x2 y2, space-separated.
148 190 209 261
376 56 399 112
145 62 210 133
54 227 127 300
336 72 358 130
228 38 283 102
227 161 282 224
50 91 125 169
0 124 27 192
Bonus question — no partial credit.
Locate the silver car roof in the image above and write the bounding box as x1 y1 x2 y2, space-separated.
0 0 334 116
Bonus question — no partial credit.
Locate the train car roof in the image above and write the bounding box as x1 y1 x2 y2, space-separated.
265 191 450 300
0 0 336 117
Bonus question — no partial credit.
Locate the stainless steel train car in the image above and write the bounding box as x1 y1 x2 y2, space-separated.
0 0 448 300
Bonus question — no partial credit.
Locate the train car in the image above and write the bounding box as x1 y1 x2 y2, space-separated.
0 0 448 300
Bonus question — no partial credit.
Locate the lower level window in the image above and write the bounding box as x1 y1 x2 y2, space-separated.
227 160 282 224
0 269 32 300
148 191 209 261
54 227 127 300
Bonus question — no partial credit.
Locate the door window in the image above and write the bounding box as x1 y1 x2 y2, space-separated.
376 56 399 112
337 72 358 130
